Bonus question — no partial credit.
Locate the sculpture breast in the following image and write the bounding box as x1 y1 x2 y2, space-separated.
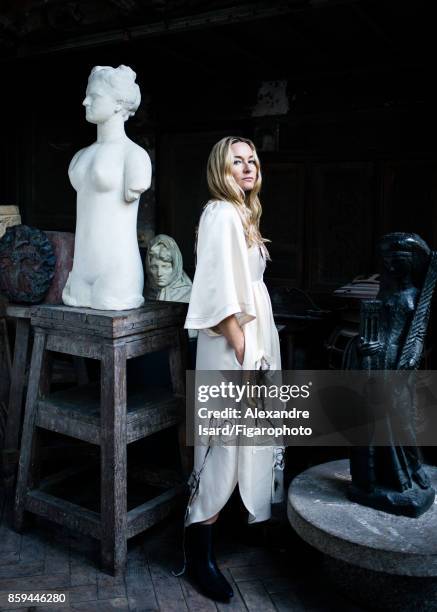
70 145 125 194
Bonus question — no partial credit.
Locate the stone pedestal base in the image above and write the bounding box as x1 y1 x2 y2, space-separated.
288 460 437 610
349 481 435 519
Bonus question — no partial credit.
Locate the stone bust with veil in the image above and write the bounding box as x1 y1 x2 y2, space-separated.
145 234 192 303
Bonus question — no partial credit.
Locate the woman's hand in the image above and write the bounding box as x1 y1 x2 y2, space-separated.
234 334 245 365
216 314 245 366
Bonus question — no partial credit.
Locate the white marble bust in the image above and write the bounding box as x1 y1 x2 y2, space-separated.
62 65 151 310
145 234 192 303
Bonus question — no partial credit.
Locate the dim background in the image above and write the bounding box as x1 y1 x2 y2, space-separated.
1 0 437 382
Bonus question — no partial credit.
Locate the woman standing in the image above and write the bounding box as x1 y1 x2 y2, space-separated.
184 137 283 601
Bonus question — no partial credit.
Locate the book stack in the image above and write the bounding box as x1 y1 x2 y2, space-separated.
333 274 380 300
0 206 21 239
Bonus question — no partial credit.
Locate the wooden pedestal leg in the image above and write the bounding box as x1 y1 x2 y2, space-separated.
29 350 52 491
14 330 46 532
169 329 192 477
100 345 127 575
2 319 31 483
0 317 12 402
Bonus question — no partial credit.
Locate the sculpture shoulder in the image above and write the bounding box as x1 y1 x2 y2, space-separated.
123 141 152 199
124 141 151 167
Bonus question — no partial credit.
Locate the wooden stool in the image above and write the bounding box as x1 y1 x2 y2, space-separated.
2 305 32 482
14 302 188 574
2 305 89 485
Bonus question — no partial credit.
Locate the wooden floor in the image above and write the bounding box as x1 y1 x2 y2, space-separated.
0 488 366 612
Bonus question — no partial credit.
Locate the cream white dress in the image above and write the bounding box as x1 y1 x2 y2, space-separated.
184 200 283 526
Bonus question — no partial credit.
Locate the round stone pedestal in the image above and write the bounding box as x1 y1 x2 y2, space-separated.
288 460 437 611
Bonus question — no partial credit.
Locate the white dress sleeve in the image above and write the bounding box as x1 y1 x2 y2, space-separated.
184 201 256 336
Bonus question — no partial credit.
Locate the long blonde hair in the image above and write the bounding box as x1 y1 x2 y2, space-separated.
206 136 270 255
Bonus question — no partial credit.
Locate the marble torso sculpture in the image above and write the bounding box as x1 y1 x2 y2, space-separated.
145 234 192 302
350 232 437 518
62 65 151 310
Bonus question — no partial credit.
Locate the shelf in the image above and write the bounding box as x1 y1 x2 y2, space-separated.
36 383 184 445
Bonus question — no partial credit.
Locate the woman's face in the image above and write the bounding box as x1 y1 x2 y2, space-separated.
83 77 119 124
230 141 257 192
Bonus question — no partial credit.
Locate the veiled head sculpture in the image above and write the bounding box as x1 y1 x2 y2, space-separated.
83 65 141 124
145 234 192 303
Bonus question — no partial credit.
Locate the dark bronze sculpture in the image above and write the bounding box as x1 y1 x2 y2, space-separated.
349 233 437 518
0 225 56 303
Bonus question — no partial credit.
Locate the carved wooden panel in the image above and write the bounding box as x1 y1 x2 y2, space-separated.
259 161 304 284
309 162 375 292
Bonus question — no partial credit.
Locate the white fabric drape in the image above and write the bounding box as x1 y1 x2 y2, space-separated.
184 200 283 525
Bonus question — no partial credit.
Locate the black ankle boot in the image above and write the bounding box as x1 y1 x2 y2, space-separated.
185 523 234 602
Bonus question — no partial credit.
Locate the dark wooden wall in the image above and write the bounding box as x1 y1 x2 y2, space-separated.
158 127 437 294
1 4 437 301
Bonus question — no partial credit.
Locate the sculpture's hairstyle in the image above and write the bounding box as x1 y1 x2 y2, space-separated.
149 243 172 263
206 136 269 255
147 235 180 265
379 233 430 258
88 65 141 119
379 232 431 288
